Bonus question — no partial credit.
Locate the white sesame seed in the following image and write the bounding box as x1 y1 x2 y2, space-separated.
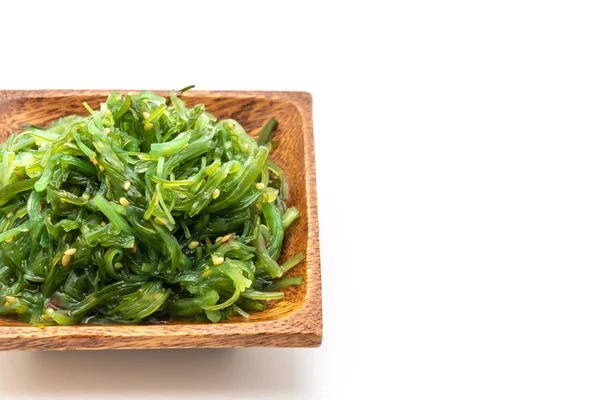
244 143 249 151
143 112 151 120
3 295 16 307
61 254 71 267
64 248 77 256
123 181 131 191
144 122 154 131
212 255 224 266
100 221 106 227
188 241 200 250
6 212 13 218
104 127 111 135
82 194 90 200
212 189 220 199
119 197 130 207
41 308 53 320
255 183 265 190
265 190 277 202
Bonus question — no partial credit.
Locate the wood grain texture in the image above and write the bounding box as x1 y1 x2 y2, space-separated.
0 90 321 350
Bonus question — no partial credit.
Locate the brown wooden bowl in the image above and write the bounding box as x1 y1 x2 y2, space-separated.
0 90 321 349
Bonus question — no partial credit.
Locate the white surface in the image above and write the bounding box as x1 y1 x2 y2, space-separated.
1 1 600 398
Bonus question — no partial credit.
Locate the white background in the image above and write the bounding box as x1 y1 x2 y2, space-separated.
0 0 600 399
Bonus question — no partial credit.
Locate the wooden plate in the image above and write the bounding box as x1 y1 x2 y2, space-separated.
0 90 322 349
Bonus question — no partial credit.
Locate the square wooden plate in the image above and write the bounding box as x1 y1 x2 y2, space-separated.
0 90 322 350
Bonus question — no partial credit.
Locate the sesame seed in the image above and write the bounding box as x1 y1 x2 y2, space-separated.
144 122 154 131
215 236 223 243
119 197 130 207
82 194 90 200
61 255 71 267
221 234 232 242
41 309 53 320
104 127 111 134
212 255 224 266
255 183 265 190
100 221 106 227
212 189 220 199
123 181 131 191
3 295 16 307
143 112 151 120
6 212 13 218
188 241 200 250
114 262 123 269
64 248 77 256
154 216 168 225
266 190 277 202
244 143 249 152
